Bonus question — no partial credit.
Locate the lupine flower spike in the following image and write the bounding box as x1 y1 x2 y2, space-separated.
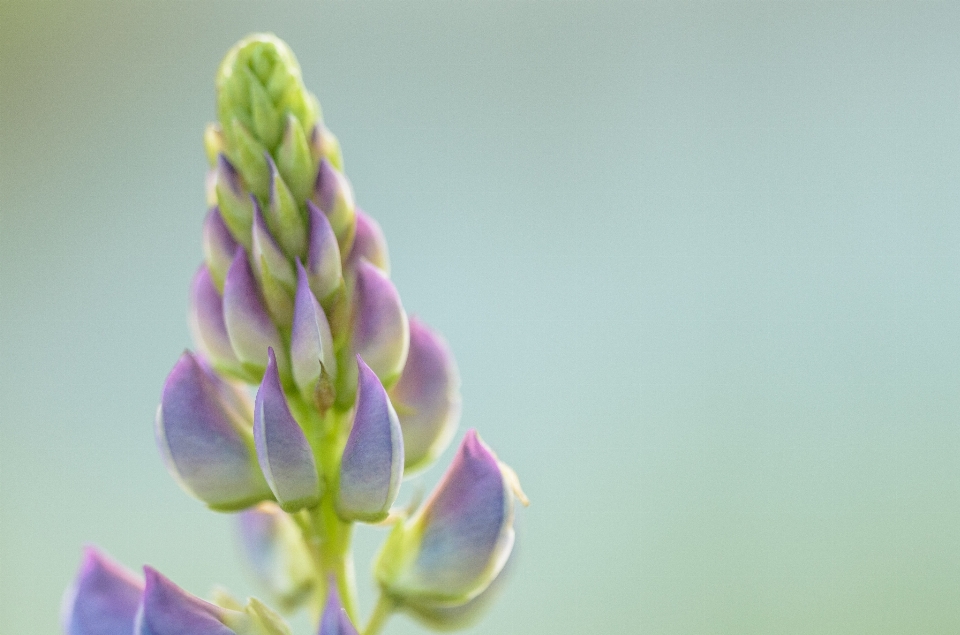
65 33 526 635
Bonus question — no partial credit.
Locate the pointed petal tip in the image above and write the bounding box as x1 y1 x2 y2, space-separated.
223 245 282 372
138 566 232 634
337 356 404 522
319 586 359 635
63 547 143 635
254 347 320 511
290 263 336 394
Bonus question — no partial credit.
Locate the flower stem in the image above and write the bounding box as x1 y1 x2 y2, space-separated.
314 493 359 622
363 595 394 635
288 395 361 626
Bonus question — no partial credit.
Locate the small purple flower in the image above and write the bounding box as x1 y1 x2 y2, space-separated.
290 261 337 399
317 586 359 635
254 348 321 511
156 351 271 510
222 247 284 377
305 202 343 303
375 431 524 606
62 547 144 635
189 266 244 380
202 207 239 291
337 357 404 522
347 209 389 274
389 317 461 472
135 567 236 635
312 158 356 254
351 260 409 386
251 201 296 327
212 154 254 249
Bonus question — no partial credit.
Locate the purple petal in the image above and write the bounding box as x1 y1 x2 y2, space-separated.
317 586 359 635
213 154 254 249
337 357 404 522
351 261 409 386
252 202 296 327
305 202 342 302
135 567 235 635
376 431 514 604
156 351 271 510
236 503 315 610
252 201 296 290
62 547 144 635
202 208 239 291
311 158 355 253
189 267 243 377
223 247 283 376
291 262 336 398
389 318 461 471
254 349 320 511
347 209 389 274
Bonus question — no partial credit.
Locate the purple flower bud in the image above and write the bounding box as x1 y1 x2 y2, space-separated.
236 503 315 611
254 348 320 511
291 262 336 399
156 351 271 510
317 586 359 635
337 357 404 522
189 267 244 380
213 154 254 249
62 547 144 635
374 431 523 606
347 209 389 274
135 567 237 635
389 318 461 472
351 261 409 386
251 202 296 328
203 207 239 292
305 202 342 303
311 158 356 254
223 247 284 377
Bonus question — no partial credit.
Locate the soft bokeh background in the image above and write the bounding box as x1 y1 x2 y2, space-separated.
4 1 960 633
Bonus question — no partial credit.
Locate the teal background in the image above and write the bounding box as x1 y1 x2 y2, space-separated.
4 2 960 633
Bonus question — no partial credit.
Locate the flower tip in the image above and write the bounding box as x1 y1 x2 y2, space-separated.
254 346 320 511
318 586 359 635
138 566 233 634
63 546 143 635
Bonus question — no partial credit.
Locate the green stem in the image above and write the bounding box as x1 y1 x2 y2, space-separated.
314 493 359 622
288 396 361 627
363 595 394 635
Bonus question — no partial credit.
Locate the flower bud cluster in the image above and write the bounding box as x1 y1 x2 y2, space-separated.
66 33 526 635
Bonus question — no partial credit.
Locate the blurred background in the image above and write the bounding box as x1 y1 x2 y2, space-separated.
4 2 960 633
